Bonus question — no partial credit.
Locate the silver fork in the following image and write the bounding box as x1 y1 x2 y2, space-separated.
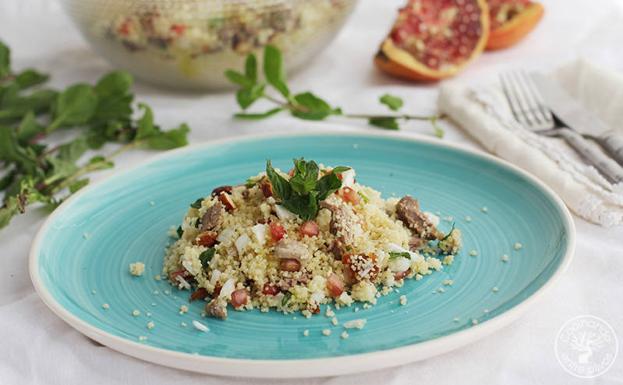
500 71 623 184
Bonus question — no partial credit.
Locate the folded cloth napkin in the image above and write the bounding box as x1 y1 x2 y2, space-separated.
438 60 623 227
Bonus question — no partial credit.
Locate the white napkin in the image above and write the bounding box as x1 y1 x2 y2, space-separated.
438 60 623 227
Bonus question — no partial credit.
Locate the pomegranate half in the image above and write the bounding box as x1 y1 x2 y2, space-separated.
375 0 490 82
486 1 544 50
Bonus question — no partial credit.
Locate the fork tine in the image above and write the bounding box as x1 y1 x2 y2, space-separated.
506 71 538 127
500 72 529 126
519 71 554 126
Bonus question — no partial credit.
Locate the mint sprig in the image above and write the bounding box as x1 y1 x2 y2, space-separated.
266 159 348 220
0 39 190 230
225 45 445 137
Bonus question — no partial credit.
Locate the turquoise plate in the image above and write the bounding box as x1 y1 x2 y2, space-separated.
30 131 575 378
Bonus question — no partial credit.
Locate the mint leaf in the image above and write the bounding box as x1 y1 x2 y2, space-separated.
368 117 400 130
144 123 190 150
263 45 289 98
225 70 255 88
0 125 38 173
291 92 337 120
388 251 411 259
136 103 157 139
379 94 403 111
289 158 319 194
58 135 89 162
234 108 283 120
199 248 215 268
331 166 350 174
49 84 98 131
190 198 203 209
236 84 265 110
266 160 292 201
16 111 44 143
92 71 133 123
316 172 342 200
15 70 49 89
0 89 58 122
282 191 318 221
68 178 89 193
0 41 9 79
245 54 257 83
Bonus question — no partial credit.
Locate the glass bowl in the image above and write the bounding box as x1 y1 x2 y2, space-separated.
61 0 357 90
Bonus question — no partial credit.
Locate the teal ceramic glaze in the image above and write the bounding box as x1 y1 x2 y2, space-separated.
30 132 574 375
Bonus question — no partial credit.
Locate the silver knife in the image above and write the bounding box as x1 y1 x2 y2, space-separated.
531 73 623 167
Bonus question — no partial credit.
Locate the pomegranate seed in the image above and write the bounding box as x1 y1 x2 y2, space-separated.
170 24 186 36
230 289 249 308
213 284 222 297
262 283 280 296
279 258 301 272
218 192 236 211
299 220 319 237
269 222 286 241
326 273 344 297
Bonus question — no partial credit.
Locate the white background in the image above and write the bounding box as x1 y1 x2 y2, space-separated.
1 0 622 384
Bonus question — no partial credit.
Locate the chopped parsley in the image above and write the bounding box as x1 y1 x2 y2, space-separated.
388 251 411 260
190 197 203 209
199 248 215 268
281 292 292 306
176 225 183 238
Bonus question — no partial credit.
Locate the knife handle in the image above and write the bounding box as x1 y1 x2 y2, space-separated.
557 128 623 184
596 132 623 167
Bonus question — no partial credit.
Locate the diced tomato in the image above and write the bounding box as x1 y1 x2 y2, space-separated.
269 222 286 241
299 220 319 237
170 23 186 36
394 269 411 281
189 287 208 302
262 283 280 296
213 284 222 297
195 231 218 247
339 187 360 205
218 192 236 211
326 273 344 297
231 289 249 308
279 258 301 272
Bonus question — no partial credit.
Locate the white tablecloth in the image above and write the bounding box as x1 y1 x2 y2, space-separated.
1 1 622 384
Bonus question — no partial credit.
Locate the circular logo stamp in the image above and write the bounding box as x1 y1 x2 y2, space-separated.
555 315 618 378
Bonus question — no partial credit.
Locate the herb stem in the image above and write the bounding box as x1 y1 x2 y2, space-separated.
341 113 436 121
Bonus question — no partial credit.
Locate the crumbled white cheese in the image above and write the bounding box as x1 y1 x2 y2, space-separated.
322 329 332 336
176 275 191 290
192 320 209 332
129 262 145 276
146 321 155 329
513 242 523 250
132 309 140 317
219 278 236 299
235 234 251 255
251 223 267 245
179 305 189 314
388 256 411 273
340 168 356 187
399 295 408 306
216 228 235 244
343 319 367 329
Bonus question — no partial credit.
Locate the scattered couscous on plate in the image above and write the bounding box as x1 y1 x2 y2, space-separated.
163 159 461 320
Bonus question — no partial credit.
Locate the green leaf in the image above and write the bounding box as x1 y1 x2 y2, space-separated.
45 157 78 184
0 41 9 79
0 125 38 173
388 251 411 259
331 166 350 174
281 291 292 306
263 45 289 98
15 69 49 89
291 92 337 120
316 172 342 201
49 84 98 132
176 225 183 238
224 70 255 88
16 111 44 143
282 191 318 221
190 198 204 209
68 178 89 193
0 89 58 122
379 94 404 111
143 123 190 150
92 71 134 123
368 117 400 130
265 160 292 201
199 248 215 268
236 84 265 110
57 135 89 162
0 167 16 191
86 155 114 170
234 108 283 120
135 103 157 140
289 158 319 194
245 54 258 83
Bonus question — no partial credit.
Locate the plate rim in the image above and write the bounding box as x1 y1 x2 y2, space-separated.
29 129 576 378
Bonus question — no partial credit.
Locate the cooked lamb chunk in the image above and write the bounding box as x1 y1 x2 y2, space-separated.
274 239 311 261
201 201 223 231
395 196 441 241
